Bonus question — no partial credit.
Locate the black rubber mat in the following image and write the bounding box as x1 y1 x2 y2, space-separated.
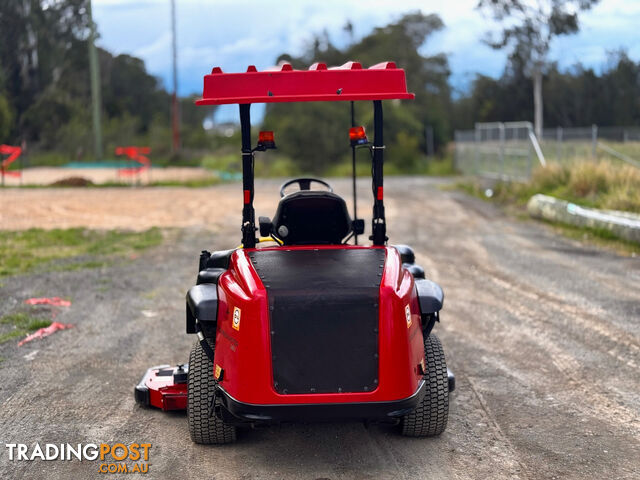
249 248 385 394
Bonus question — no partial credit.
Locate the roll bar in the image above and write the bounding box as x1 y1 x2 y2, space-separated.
197 61 414 248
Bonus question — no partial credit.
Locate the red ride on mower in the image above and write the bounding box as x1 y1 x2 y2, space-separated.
134 61 455 444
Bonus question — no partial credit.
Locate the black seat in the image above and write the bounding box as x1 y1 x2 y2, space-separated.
271 190 352 245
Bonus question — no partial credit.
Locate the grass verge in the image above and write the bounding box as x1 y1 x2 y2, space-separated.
0 313 52 345
455 159 640 254
0 227 164 278
457 160 640 213
537 219 639 255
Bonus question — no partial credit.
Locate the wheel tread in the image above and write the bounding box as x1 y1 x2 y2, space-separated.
188 339 237 444
401 333 449 437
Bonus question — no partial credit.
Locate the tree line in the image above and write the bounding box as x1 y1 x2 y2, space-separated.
1 2 638 173
0 0 210 165
453 50 640 130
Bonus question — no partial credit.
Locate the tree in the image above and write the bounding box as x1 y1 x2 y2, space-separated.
265 12 451 173
0 93 13 143
0 0 90 140
452 50 640 131
0 1 201 162
478 0 599 137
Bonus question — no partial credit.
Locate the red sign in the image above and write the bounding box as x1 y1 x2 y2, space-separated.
0 144 22 179
115 146 151 176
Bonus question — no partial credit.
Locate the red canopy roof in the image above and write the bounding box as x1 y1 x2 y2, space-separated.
196 61 415 105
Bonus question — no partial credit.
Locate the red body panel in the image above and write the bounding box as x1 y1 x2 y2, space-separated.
214 245 425 405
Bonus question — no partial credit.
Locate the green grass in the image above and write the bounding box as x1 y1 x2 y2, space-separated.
325 153 457 177
0 227 163 278
201 150 458 179
200 153 242 173
423 154 458 176
325 158 375 177
201 152 300 178
539 140 640 165
0 313 52 345
24 151 70 167
0 313 52 330
457 159 640 213
0 330 27 344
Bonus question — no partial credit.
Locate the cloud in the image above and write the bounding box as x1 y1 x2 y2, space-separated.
93 0 640 99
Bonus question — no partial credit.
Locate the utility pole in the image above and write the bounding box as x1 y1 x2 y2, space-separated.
87 0 103 161
171 0 180 152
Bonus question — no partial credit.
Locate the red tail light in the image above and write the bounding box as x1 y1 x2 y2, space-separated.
259 131 274 142
257 131 276 150
349 126 368 146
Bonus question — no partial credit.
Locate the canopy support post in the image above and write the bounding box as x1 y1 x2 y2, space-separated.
240 104 256 248
371 100 387 246
350 101 359 245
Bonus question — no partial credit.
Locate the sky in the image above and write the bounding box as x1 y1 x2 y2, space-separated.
93 0 640 122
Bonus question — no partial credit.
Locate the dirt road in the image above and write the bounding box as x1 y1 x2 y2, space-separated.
1 177 638 479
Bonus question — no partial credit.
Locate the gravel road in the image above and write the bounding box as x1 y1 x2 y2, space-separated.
1 177 638 479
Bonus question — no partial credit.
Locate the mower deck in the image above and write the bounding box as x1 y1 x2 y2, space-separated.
134 364 188 411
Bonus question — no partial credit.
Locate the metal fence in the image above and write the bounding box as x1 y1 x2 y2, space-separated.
455 122 640 180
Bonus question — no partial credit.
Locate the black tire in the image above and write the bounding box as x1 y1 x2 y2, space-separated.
400 333 449 437
188 339 237 444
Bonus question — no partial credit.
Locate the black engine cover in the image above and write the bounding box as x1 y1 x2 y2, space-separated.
249 248 385 394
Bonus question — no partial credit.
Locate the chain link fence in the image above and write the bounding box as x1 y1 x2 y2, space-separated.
455 122 640 180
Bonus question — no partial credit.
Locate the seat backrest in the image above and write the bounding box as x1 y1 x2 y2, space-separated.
272 191 352 245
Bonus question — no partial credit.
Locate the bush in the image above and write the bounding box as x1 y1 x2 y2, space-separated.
0 93 13 143
26 151 70 167
568 162 611 197
530 163 570 192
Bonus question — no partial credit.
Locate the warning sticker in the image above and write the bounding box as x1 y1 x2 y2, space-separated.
232 307 241 331
405 304 412 328
214 364 222 380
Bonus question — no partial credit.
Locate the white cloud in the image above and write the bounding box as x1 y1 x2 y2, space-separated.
92 0 640 98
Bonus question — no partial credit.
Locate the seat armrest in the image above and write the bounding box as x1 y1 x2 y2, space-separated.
186 284 218 334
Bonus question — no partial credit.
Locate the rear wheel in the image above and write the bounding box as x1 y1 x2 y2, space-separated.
188 339 237 444
400 333 449 437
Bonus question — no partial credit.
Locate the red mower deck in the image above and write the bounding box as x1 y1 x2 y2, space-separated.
135 365 188 411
